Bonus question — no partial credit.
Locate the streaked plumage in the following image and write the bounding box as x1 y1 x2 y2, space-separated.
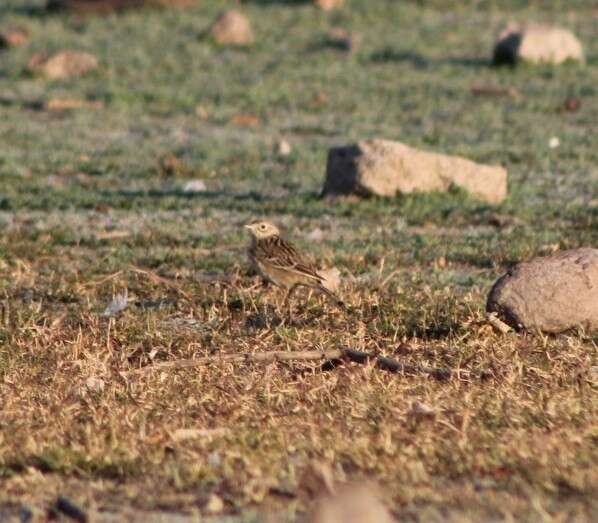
244 220 343 307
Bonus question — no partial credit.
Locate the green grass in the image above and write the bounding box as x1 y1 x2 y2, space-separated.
0 0 597 521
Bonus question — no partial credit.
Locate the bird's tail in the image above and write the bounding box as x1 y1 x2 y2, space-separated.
317 284 345 308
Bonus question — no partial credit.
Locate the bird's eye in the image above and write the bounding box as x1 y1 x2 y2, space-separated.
260 224 266 230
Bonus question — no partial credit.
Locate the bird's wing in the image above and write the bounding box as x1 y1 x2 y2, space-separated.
257 236 323 282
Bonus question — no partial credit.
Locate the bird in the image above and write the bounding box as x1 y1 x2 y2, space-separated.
244 220 343 309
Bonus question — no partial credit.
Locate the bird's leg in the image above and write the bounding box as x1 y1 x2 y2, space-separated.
283 284 299 320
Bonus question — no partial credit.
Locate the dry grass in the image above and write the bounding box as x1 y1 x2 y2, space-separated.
1 219 597 520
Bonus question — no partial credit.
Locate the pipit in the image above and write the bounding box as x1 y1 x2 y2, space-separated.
244 220 343 308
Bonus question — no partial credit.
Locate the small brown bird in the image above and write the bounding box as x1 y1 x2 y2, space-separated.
245 220 343 308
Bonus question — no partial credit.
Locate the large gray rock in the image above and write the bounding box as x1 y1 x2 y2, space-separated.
493 23 584 65
487 248 598 333
323 139 507 204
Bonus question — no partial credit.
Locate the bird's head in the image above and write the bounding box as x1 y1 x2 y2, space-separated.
244 220 280 240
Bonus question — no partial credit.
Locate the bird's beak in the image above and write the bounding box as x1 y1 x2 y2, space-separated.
244 224 253 230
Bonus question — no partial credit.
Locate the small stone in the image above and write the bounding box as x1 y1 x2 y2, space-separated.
182 179 207 193
307 227 324 241
0 28 29 48
28 50 98 79
435 256 447 269
230 113 260 127
493 23 584 65
46 98 103 111
278 139 292 156
548 137 560 149
208 451 221 468
487 248 598 333
204 494 224 514
85 377 105 393
314 0 344 11
210 10 254 46
411 401 436 419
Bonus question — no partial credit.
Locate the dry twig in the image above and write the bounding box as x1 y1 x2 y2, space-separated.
123 347 461 380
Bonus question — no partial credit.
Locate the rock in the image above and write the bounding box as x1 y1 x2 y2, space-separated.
46 0 196 13
0 28 29 48
207 451 221 468
182 179 207 194
493 23 584 65
230 113 260 126
204 494 224 514
314 0 344 11
434 256 447 269
210 10 254 46
487 248 598 334
323 139 507 204
46 98 104 110
28 50 98 79
277 139 292 156
307 227 325 242
410 401 436 420
309 482 394 523
548 136 560 149
85 376 105 393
